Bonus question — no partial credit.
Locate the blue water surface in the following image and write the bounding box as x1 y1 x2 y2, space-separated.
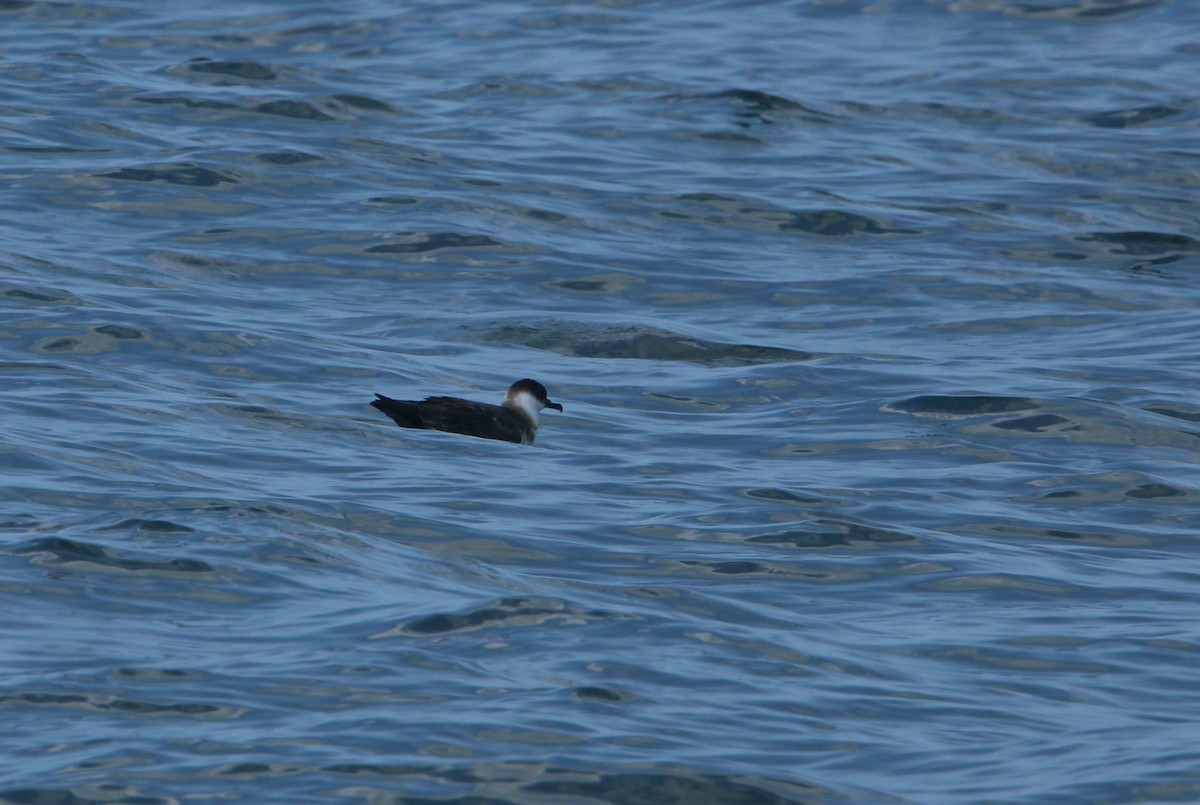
3 1 1200 803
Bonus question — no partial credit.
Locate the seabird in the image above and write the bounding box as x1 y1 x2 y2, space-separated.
370 378 563 445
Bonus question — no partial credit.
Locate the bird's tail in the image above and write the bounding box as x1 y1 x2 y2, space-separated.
370 393 424 429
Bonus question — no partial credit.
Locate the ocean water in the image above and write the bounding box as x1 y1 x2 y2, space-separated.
3 0 1200 803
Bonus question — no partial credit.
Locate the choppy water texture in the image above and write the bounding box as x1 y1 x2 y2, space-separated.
3 1 1200 803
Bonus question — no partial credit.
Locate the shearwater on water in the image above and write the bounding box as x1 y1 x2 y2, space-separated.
370 379 563 444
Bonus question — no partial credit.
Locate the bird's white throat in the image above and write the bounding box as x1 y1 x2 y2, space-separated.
504 390 544 425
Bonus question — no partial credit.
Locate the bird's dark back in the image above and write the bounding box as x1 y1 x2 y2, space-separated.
372 394 527 443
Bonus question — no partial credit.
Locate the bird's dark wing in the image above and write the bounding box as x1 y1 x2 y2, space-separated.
370 394 526 443
414 397 526 443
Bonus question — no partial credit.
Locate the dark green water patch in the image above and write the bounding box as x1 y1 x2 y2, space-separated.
1076 230 1200 256
93 324 142 339
747 520 916 549
991 414 1077 433
398 597 611 637
572 686 627 702
99 164 238 187
256 151 323 165
183 58 278 81
1125 483 1185 499
1007 1 1166 20
97 519 196 535
886 395 1038 417
3 285 80 304
527 768 834 805
1081 102 1183 129
1143 405 1200 424
252 100 334 121
481 322 811 366
330 93 395 112
134 94 240 112
658 194 922 236
16 537 214 574
742 487 826 504
366 232 505 254
0 691 234 719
